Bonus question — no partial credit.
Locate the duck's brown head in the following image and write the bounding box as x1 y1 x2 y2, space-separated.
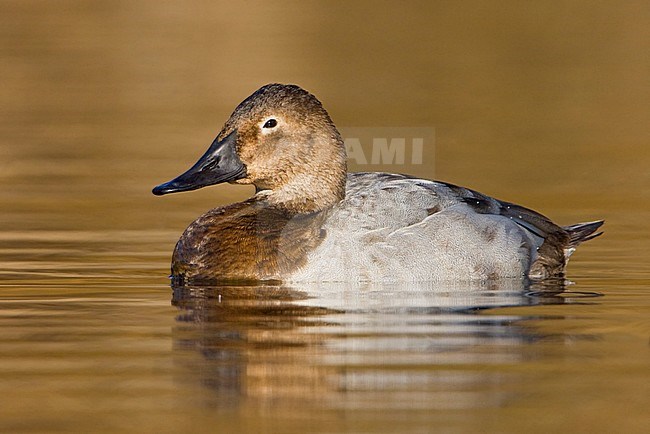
153 84 347 213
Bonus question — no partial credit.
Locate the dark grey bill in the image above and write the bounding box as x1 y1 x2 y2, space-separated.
152 131 246 196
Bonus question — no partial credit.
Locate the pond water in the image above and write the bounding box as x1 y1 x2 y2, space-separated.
1 1 649 433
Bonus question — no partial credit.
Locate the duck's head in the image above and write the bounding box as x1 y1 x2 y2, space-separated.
153 84 347 213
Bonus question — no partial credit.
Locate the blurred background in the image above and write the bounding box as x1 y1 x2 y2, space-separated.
1 1 649 433
2 0 648 234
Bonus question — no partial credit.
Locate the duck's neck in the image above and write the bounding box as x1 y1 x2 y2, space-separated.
256 169 346 214
253 130 348 214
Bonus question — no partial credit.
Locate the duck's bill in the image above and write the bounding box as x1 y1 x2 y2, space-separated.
152 131 246 196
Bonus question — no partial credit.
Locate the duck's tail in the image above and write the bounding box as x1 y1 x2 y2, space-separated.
529 220 604 280
562 220 605 258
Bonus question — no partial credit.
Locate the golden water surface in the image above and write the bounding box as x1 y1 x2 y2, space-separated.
1 1 649 433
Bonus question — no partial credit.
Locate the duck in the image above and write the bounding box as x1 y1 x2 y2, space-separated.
153 83 603 284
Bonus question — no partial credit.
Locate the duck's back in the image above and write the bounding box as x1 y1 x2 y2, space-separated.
287 172 600 282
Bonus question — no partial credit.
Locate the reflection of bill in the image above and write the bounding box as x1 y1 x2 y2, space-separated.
170 280 575 414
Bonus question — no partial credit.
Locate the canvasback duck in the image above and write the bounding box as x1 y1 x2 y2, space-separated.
153 84 603 283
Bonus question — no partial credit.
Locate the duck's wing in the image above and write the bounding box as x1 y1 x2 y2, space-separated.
340 172 450 231
339 173 602 280
345 172 563 239
408 176 603 276
302 173 535 281
422 179 565 240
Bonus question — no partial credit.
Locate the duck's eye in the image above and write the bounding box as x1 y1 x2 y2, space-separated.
263 119 278 129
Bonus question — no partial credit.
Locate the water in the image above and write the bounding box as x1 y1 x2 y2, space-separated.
1 1 649 433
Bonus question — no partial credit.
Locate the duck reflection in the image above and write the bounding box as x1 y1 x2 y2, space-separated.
171 280 571 412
